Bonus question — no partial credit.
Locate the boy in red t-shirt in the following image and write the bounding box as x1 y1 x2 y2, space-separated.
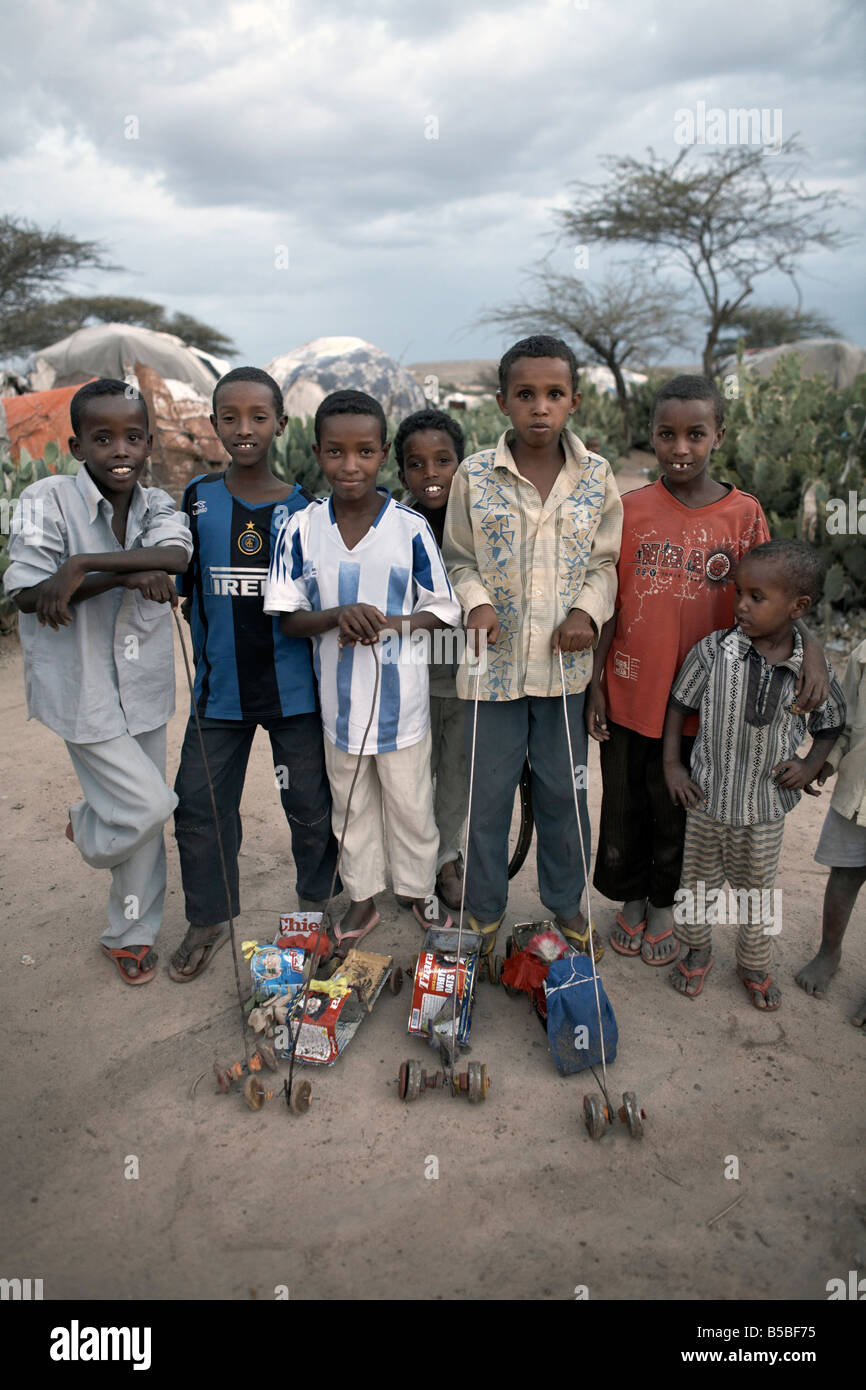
586 375 829 964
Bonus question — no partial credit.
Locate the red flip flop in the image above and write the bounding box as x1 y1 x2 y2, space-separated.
737 969 781 1012
609 911 646 956
640 922 681 967
671 955 713 997
101 943 158 986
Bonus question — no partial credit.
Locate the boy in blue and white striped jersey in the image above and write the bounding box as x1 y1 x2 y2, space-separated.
264 390 461 955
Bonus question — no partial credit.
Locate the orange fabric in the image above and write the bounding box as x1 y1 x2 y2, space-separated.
605 481 770 738
2 384 91 463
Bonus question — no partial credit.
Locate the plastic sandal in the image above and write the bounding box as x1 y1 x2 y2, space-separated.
640 922 681 967
737 969 781 1012
672 955 714 997
101 943 158 986
609 911 646 957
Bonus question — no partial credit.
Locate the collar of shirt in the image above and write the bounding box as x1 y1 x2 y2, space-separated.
492 428 589 493
725 623 804 676
326 486 391 529
76 464 148 536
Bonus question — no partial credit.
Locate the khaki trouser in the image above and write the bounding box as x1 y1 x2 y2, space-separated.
323 730 438 900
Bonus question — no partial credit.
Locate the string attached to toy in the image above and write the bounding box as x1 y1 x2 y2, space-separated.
557 646 612 1109
174 609 252 1064
283 639 381 1102
447 650 483 1081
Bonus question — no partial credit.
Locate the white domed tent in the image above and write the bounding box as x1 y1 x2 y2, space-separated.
265 337 426 420
28 323 230 398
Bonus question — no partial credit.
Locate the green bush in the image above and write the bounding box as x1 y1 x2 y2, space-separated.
713 354 866 612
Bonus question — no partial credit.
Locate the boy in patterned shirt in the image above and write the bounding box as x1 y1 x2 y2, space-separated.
663 541 845 1011
442 334 623 958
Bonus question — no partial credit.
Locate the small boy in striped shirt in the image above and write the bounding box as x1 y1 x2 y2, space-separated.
264 389 461 954
662 541 845 1011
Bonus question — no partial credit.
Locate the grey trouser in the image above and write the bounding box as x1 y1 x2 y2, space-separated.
65 725 177 949
431 695 468 870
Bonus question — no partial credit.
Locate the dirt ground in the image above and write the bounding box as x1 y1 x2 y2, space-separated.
1 454 863 1303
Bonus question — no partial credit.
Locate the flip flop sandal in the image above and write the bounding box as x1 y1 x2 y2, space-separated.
737 970 781 1012
411 902 453 931
333 910 381 958
465 912 505 956
101 943 158 986
558 921 605 963
167 924 230 983
609 911 646 957
640 922 681 967
672 955 714 998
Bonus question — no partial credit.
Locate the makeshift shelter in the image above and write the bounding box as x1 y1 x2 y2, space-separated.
28 323 229 399
719 338 866 391
265 336 426 420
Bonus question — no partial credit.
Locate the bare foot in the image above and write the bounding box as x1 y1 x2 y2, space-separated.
334 899 379 954
852 996 866 1028
169 923 229 980
670 947 713 997
795 946 842 999
436 861 463 911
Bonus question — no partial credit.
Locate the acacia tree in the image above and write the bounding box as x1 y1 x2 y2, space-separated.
0 217 235 358
480 263 686 446
557 139 847 375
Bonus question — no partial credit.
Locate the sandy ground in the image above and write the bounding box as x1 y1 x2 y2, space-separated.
0 453 864 1303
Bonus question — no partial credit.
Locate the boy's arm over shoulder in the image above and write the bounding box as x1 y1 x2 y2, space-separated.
569 457 623 638
441 459 495 618
806 666 847 741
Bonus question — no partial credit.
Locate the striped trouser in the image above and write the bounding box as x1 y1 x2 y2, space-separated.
674 806 785 973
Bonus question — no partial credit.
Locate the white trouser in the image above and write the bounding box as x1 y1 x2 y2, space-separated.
323 731 439 901
65 725 178 949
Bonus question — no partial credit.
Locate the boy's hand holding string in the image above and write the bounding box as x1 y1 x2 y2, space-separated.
282 604 447 649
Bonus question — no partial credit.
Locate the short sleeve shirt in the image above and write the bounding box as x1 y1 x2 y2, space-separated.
605 481 770 738
178 474 317 721
264 490 461 754
670 626 846 825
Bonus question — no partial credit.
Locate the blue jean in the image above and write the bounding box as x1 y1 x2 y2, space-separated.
463 693 591 922
174 712 340 926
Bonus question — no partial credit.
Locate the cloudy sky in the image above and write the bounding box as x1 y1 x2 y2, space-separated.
3 0 864 369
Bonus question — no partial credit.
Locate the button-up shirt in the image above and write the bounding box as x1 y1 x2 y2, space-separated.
442 429 623 700
4 466 192 744
671 626 846 825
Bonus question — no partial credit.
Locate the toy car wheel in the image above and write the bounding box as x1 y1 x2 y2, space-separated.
256 1043 278 1072
467 1059 486 1103
290 1080 312 1115
389 965 403 995
398 1059 423 1102
505 934 513 958
622 1091 644 1140
492 954 504 986
243 1074 266 1111
583 1093 607 1140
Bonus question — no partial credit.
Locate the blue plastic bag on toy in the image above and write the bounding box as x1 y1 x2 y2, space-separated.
246 943 306 1001
543 954 618 1075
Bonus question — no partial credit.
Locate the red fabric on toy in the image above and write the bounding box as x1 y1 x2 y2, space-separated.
275 931 330 958
501 949 550 994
